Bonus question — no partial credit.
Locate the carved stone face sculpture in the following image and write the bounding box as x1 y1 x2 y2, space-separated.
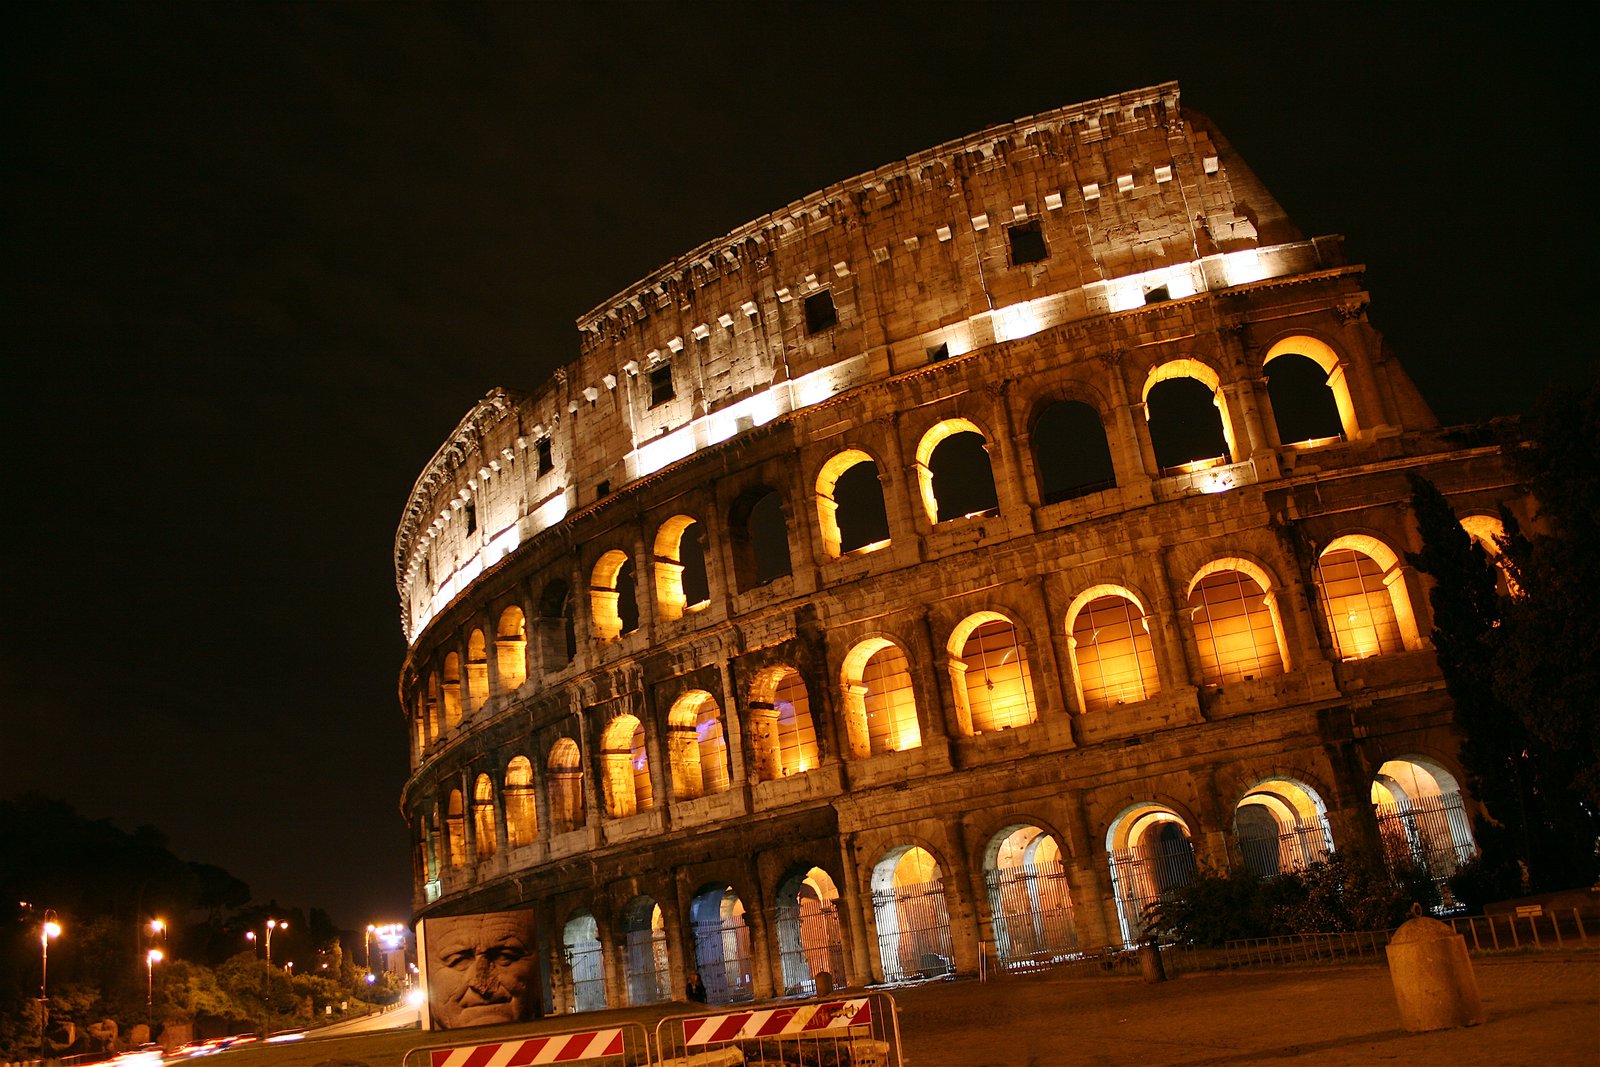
425 910 537 1029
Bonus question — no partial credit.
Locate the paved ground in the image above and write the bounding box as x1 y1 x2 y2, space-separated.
891 950 1600 1066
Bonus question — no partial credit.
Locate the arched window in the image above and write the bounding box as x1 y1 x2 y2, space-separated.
1316 536 1420 660
653 515 711 621
441 652 463 730
667 691 731 801
947 613 1037 734
591 550 640 641
1143 359 1236 473
1106 805 1196 943
774 867 845 996
1234 778 1333 878
816 450 890 558
840 639 921 757
1187 561 1288 685
1264 336 1358 443
1371 757 1477 887
445 789 466 870
497 607 527 692
472 773 497 861
748 666 818 781
600 714 652 818
870 846 953 983
729 487 791 591
547 737 584 833
1033 400 1115 503
916 419 999 523
504 756 537 849
537 579 578 670
1066 586 1159 710
1460 514 1521 597
425 672 442 742
466 630 489 711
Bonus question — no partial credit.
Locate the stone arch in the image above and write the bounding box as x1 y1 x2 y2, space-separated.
472 772 497 861
1186 557 1291 684
1141 358 1237 472
445 788 466 870
1460 513 1521 597
425 671 442 742
546 737 584 833
982 824 1078 969
466 629 489 711
591 549 640 641
815 449 891 558
773 865 846 996
1316 534 1423 659
666 690 731 801
1263 334 1359 443
1371 756 1477 885
653 514 711 621
561 910 606 1012
915 417 1000 524
441 651 463 730
536 578 578 670
945 611 1038 734
1105 802 1198 943
840 637 922 758
747 665 818 781
1031 398 1116 503
1233 777 1334 878
869 845 954 983
688 883 753 1004
728 485 791 591
496 606 527 692
619 895 671 1005
1064 584 1160 711
503 755 537 849
600 713 652 818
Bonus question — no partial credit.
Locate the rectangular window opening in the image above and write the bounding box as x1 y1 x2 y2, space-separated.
927 343 950 363
804 290 838 334
649 364 675 407
536 437 554 475
596 480 611 500
1008 221 1048 266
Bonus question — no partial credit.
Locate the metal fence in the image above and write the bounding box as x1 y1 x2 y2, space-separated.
405 1020 651 1067
624 926 673 1006
775 898 847 997
984 864 1080 971
566 942 608 1013
1238 824 1331 880
1373 791 1476 883
654 991 901 1067
871 879 955 984
691 915 753 1005
1109 838 1197 940
1448 908 1595 952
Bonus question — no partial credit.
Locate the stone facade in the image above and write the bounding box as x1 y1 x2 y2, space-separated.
396 82 1518 1013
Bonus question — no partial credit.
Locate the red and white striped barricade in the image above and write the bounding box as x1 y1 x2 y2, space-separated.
654 992 901 1066
404 1022 647 1067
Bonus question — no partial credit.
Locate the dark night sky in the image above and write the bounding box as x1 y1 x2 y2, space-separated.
3 5 1590 929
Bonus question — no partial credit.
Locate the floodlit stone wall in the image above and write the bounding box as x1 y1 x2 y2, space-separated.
395 83 1518 1011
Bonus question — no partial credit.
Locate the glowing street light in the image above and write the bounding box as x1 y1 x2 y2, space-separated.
39 909 62 1060
365 924 376 971
146 949 163 1026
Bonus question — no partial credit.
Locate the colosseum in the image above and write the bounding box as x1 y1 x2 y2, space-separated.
397 82 1518 1016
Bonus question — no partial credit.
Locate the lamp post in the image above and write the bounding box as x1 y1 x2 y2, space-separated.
39 909 62 1060
365 924 376 972
146 949 163 1028
265 919 287 966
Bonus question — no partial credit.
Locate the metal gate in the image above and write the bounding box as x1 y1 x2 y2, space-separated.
871 879 954 984
1374 791 1476 880
1109 837 1196 941
654 991 902 1067
623 925 672 1005
1239 823 1331 879
985 864 1079 970
776 898 847 996
565 941 607 1013
691 914 753 1004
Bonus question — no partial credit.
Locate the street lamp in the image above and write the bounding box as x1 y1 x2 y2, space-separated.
146 949 163 1027
365 924 376 972
39 909 62 1059
265 919 286 966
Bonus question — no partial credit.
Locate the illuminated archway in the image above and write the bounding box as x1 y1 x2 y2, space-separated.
620 896 671 1006
1141 359 1237 472
472 773 497 861
1460 514 1521 597
840 638 921 758
1371 757 1476 885
1234 778 1333 878
653 515 711 621
424 672 442 743
441 652 463 730
870 846 954 983
774 866 845 995
689 884 753 1004
748 665 818 781
1187 559 1290 684
445 788 466 870
1065 585 1159 711
666 690 730 801
504 755 537 848
562 911 606 1012
591 549 639 641
496 607 527 691
947 612 1037 734
1264 335 1358 443
466 630 489 711
816 449 891 557
1316 535 1422 659
546 737 585 833
983 825 1078 970
1106 805 1196 943
915 418 999 524
600 714 652 818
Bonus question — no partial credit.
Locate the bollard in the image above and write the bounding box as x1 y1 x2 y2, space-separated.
1139 939 1166 983
1385 909 1485 1031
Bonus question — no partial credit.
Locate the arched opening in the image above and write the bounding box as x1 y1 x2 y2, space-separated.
916 420 999 524
947 613 1037 734
1187 561 1289 685
600 714 652 818
816 450 891 558
870 846 954 983
441 652 463 730
413 696 429 758
1107 806 1197 943
689 884 753 1004
1264 336 1358 443
1371 757 1477 889
653 516 711 621
504 756 537 849
1234 778 1333 878
1066 586 1159 711
1143 360 1236 473
729 487 791 591
562 911 606 1012
666 691 731 801
547 737 585 833
445 789 466 870
1317 536 1420 660
537 579 578 671
1265 351 1345 446
496 607 527 692
774 866 845 996
620 896 672 1006
840 638 922 758
1033 400 1115 503
984 826 1078 970
748 666 818 782
466 630 489 711
1460 514 1521 597
472 773 497 861
425 673 442 743
591 550 640 641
